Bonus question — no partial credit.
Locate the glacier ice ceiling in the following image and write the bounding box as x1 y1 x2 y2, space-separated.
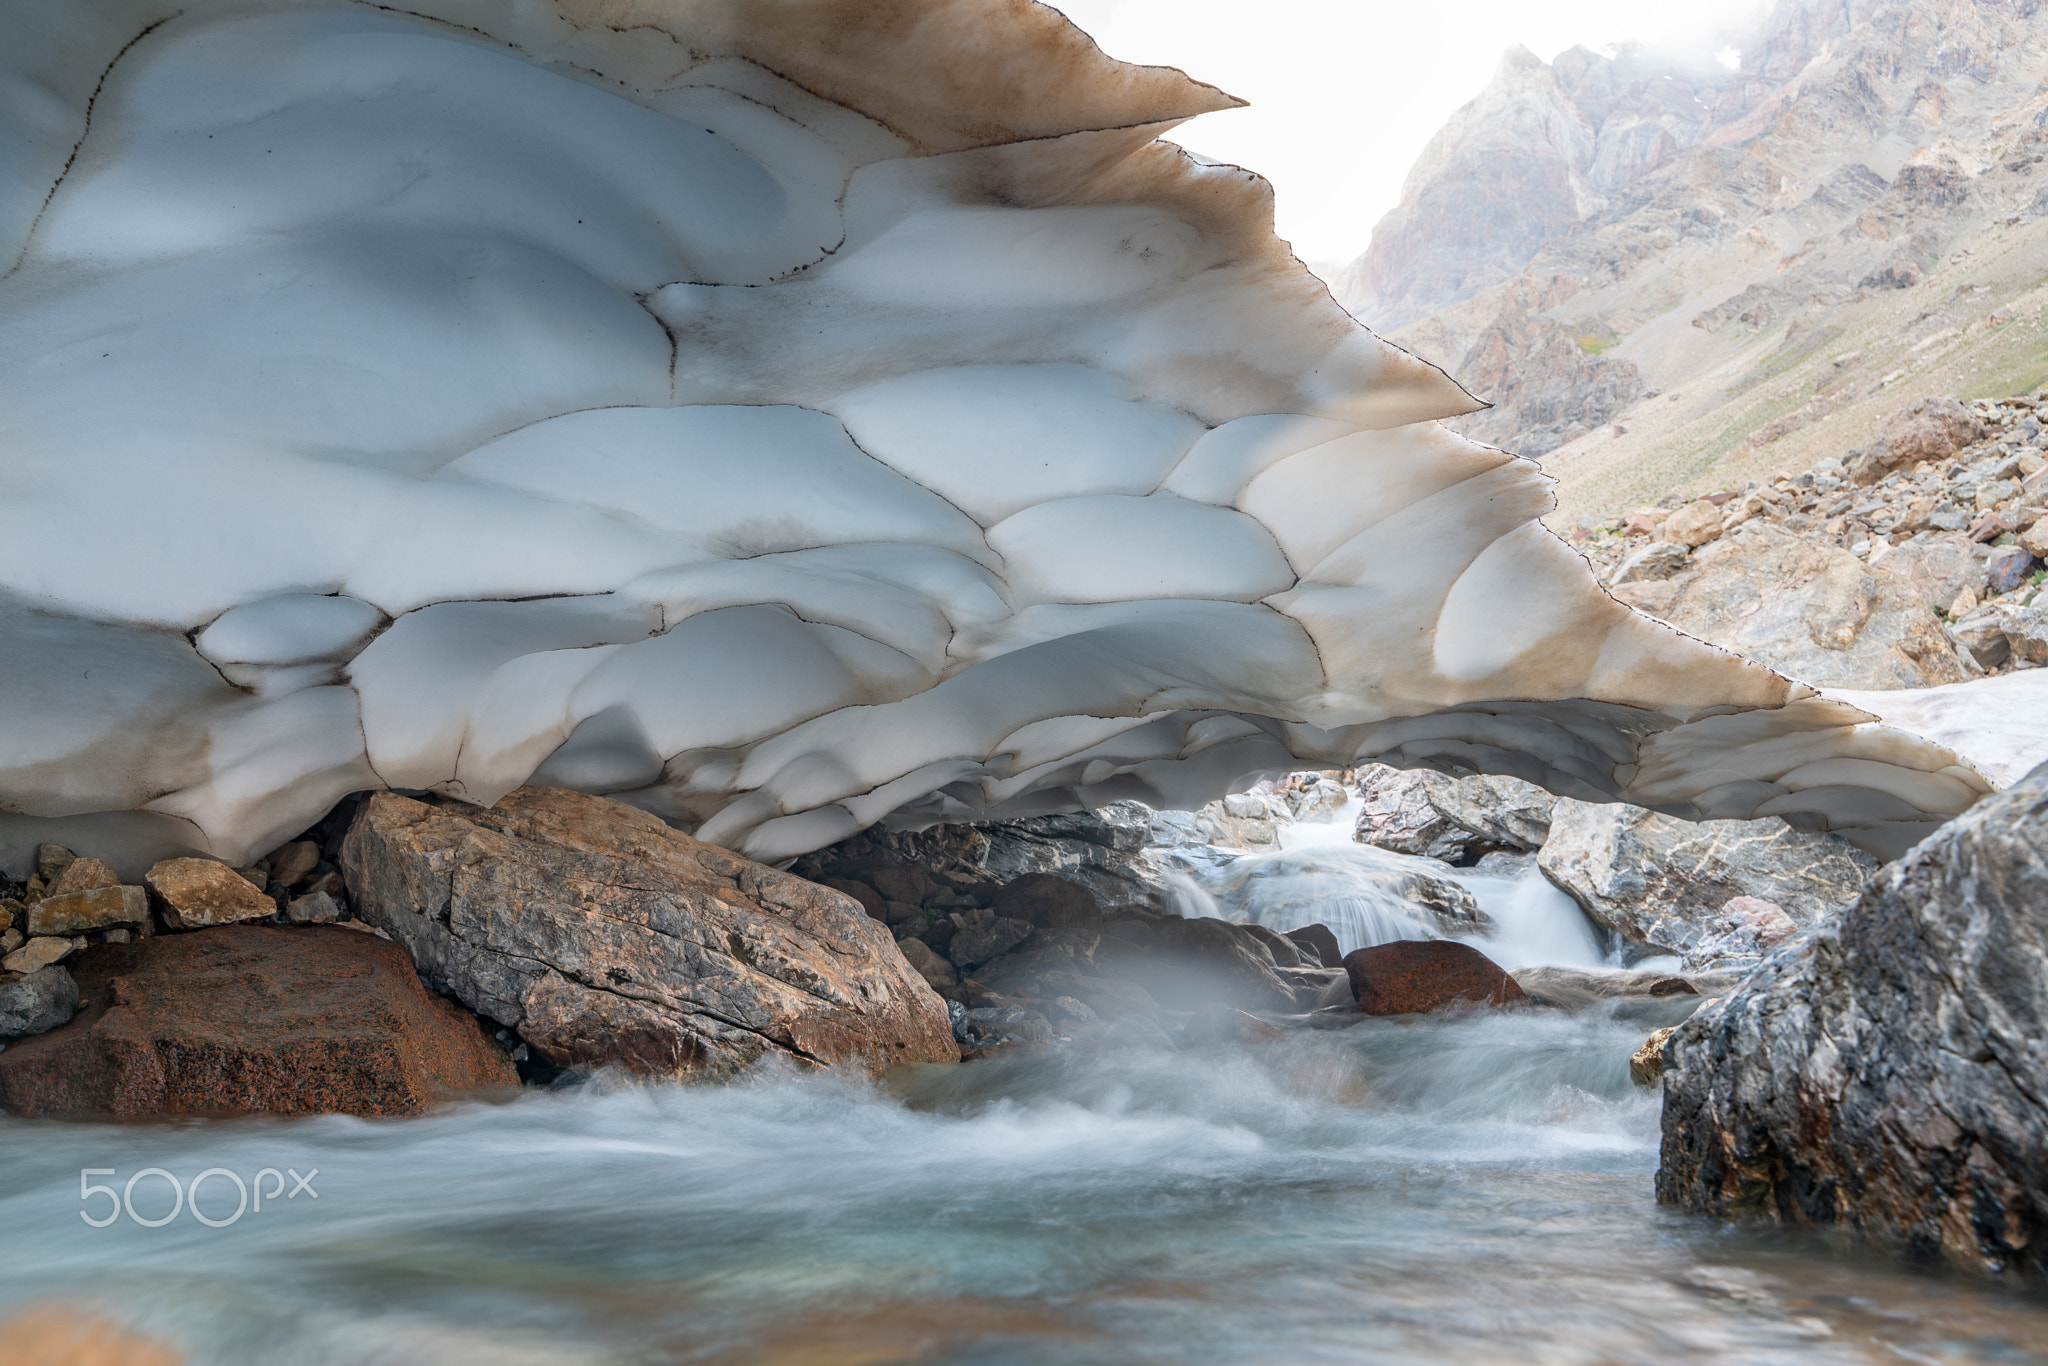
0 0 1993 873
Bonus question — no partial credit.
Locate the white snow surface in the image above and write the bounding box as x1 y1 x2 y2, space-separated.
0 0 1999 874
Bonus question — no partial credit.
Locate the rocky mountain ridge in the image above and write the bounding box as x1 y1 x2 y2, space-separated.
1337 0 2048 513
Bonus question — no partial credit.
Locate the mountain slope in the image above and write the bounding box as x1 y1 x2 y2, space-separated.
1339 0 2048 520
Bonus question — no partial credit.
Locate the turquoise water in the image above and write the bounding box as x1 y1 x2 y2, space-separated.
3 1008 2046 1364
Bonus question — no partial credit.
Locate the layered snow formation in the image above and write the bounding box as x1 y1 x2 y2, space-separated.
0 0 1993 874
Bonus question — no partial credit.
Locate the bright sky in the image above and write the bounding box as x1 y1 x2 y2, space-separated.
1048 0 1772 268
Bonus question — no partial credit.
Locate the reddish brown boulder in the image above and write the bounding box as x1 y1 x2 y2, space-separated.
0 925 516 1119
1344 940 1525 1016
341 788 958 1079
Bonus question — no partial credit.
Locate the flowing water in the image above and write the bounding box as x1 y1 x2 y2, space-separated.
5 1018 2048 1364
6 801 2047 1363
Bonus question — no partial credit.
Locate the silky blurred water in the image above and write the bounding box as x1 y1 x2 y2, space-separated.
4 1011 2046 1365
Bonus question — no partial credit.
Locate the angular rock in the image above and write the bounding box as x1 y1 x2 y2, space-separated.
1659 763 2048 1272
1344 940 1524 1016
46 856 117 898
0 925 516 1119
1284 923 1344 969
2004 604 2048 665
1987 546 2037 596
1354 764 1555 860
341 788 957 1078
1848 395 1986 484
285 889 345 924
0 966 78 1039
1414 770 1555 852
991 873 1101 932
1609 540 1691 585
1949 610 2013 669
946 908 1033 970
146 857 277 930
977 804 1164 913
26 885 149 937
33 844 75 885
1354 766 1471 860
1539 798 1877 961
1630 1025 1676 1086
1660 500 1725 548
2 936 82 975
1680 895 1799 971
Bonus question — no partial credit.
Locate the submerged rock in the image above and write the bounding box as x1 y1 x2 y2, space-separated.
0 926 514 1119
341 787 958 1079
1344 940 1524 1016
1538 799 1876 961
1658 763 2048 1273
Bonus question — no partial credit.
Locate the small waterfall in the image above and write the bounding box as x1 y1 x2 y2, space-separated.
1447 859 1610 971
1173 787 1613 969
1191 843 1448 951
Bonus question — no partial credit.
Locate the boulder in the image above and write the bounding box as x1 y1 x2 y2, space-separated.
145 857 277 930
1609 540 1692 585
2005 604 2048 665
2 936 82 975
1353 764 1553 860
976 803 1164 912
991 873 1101 931
0 925 515 1119
1284 923 1344 969
1658 763 2048 1273
1344 940 1524 1016
1678 895 1800 971
34 843 75 884
25 885 150 936
1538 798 1877 961
1614 523 1968 689
1660 500 1725 549
285 890 345 924
1847 395 1985 484
340 788 957 1078
0 966 78 1038
1354 766 1471 860
946 908 1033 969
1987 546 2037 595
46 856 117 897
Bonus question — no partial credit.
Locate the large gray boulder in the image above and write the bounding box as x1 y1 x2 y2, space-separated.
1538 799 1876 963
1355 764 1554 861
1658 764 2048 1274
341 787 958 1079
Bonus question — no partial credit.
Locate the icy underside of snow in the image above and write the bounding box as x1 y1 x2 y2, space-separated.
0 0 1995 874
